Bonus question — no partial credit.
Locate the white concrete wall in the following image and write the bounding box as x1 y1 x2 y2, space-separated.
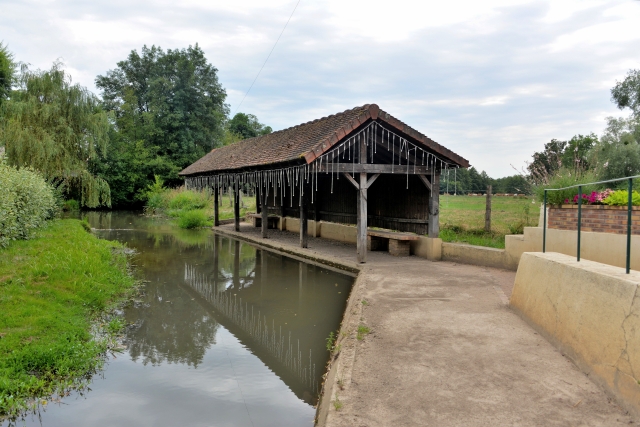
511 252 640 417
505 227 640 271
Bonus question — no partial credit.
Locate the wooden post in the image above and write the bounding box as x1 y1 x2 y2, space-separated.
213 181 220 227
485 185 492 232
234 179 240 232
428 172 440 238
261 182 268 238
357 135 368 263
300 179 308 248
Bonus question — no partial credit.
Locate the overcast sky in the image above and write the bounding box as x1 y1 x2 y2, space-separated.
2 0 639 176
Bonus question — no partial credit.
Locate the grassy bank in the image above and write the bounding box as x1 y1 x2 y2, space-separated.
0 220 136 420
439 195 539 248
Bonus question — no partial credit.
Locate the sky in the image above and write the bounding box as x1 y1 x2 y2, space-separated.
2 0 639 177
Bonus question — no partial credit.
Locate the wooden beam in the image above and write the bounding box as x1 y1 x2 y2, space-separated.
343 172 359 189
357 135 367 263
318 164 434 174
300 180 308 248
366 173 380 189
234 179 240 232
418 174 432 191
261 182 268 238
428 173 441 238
213 181 220 226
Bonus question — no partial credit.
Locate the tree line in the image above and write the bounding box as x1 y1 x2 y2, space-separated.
527 70 640 189
0 43 271 208
1 41 638 204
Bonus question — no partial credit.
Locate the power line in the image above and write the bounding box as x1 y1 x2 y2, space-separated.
232 0 301 116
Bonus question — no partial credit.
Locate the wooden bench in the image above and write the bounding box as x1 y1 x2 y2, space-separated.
247 213 280 229
367 230 420 256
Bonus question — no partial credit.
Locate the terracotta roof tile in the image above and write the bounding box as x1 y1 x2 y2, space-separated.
179 104 469 176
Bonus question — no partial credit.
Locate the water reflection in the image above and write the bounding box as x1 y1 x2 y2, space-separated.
8 211 354 427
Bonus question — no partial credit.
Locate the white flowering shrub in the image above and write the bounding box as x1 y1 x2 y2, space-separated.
0 160 56 247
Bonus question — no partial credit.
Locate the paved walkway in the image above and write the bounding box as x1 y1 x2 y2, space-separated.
216 223 637 427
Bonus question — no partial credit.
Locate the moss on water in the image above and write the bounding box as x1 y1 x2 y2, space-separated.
0 219 136 420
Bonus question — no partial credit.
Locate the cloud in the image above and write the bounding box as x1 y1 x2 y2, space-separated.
1 0 638 177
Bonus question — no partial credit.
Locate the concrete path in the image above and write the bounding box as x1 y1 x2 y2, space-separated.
216 224 637 427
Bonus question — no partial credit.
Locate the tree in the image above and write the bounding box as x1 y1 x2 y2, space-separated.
1 62 111 207
0 42 15 105
228 112 272 139
611 69 640 117
527 139 566 184
589 116 640 182
95 44 228 198
560 133 597 172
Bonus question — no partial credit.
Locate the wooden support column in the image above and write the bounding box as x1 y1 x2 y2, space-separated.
213 181 220 227
357 172 367 263
428 172 441 238
357 135 368 263
234 179 240 232
261 182 268 238
300 179 308 248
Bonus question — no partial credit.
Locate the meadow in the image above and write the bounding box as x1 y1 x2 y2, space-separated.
439 194 540 248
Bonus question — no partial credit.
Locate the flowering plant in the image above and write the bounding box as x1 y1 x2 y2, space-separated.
563 189 614 205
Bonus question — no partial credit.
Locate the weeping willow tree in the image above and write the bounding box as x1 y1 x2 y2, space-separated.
1 62 111 207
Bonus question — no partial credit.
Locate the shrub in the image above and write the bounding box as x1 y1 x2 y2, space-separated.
63 199 80 211
0 161 56 247
534 169 599 206
603 190 640 207
168 190 209 211
177 209 210 229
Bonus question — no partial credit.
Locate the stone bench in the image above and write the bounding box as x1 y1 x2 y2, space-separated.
367 230 420 256
247 213 280 229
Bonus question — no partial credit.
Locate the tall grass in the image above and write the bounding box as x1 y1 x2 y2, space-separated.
0 220 136 420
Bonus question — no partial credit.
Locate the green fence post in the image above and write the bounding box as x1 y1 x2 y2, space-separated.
627 178 633 274
543 190 547 253
577 185 582 262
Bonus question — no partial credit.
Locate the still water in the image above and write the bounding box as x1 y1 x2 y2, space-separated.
10 212 353 427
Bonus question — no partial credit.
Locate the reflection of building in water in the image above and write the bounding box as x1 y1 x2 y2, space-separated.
184 264 318 396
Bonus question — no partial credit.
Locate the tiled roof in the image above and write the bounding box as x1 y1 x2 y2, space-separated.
179 104 469 176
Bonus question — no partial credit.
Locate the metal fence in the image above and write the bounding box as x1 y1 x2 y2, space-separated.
543 175 639 274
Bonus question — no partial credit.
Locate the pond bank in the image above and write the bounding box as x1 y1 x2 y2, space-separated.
214 222 638 426
0 220 136 421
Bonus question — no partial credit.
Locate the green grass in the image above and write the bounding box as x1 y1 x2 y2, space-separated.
439 195 540 249
356 325 370 341
146 187 257 228
0 220 136 420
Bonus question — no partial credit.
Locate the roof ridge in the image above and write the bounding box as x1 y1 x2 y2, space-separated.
179 103 468 176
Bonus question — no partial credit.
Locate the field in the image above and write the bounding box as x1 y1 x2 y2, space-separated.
439 195 540 248
218 193 538 249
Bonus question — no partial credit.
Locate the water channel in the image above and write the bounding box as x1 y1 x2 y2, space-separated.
8 212 354 427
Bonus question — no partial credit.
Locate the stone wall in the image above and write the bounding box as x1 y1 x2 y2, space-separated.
549 205 640 235
511 252 640 417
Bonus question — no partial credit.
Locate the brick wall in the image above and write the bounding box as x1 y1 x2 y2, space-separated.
548 205 640 235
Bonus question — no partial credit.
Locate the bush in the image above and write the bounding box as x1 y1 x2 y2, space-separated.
62 199 80 211
603 190 640 206
168 190 209 211
0 161 56 247
177 210 210 229
534 169 599 206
